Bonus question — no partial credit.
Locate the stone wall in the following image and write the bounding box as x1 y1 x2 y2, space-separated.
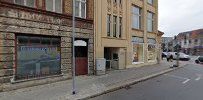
0 1 94 91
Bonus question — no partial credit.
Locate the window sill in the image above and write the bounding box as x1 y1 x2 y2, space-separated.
132 62 144 65
12 74 63 84
132 28 144 32
102 36 126 40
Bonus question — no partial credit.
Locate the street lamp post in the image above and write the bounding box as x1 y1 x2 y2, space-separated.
72 0 76 95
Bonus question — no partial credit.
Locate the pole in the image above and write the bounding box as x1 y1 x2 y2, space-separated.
72 0 76 95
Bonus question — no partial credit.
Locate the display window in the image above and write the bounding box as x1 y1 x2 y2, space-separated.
16 36 61 80
132 37 144 64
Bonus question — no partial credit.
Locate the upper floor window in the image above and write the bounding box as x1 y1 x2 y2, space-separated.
46 0 62 13
14 0 35 7
119 17 122 38
107 14 111 37
147 12 154 32
113 0 117 3
132 6 141 29
148 0 153 5
75 0 86 18
113 16 117 37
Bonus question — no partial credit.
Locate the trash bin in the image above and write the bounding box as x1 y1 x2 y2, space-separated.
96 58 106 75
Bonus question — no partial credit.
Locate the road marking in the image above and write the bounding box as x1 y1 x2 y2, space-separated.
195 74 202 81
164 74 191 84
182 79 190 84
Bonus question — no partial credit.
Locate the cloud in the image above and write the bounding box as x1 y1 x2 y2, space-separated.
159 0 203 37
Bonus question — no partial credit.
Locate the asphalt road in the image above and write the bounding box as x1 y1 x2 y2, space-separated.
90 63 203 100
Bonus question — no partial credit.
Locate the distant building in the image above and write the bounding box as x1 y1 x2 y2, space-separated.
177 29 203 55
162 37 174 52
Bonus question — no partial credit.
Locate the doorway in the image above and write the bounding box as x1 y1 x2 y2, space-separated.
75 39 88 75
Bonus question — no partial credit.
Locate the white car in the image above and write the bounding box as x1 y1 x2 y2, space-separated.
167 52 190 61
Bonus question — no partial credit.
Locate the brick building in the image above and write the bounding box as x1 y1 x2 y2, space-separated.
0 0 94 91
177 29 203 55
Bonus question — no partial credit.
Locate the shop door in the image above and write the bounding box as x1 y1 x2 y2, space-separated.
75 45 88 76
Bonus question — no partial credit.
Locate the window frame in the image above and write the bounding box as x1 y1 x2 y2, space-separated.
107 14 111 37
119 17 122 38
132 6 141 29
147 0 154 5
14 0 36 8
45 0 63 13
75 0 87 19
113 16 117 37
147 11 154 32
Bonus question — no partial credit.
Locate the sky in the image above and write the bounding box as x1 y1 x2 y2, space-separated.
159 0 203 37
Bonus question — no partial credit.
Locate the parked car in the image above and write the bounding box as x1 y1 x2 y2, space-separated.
162 52 168 58
195 56 203 64
167 52 190 61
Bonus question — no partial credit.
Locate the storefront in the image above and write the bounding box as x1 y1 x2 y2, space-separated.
16 35 61 80
132 37 144 64
148 38 156 62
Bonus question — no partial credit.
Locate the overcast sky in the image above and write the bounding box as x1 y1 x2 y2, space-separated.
159 0 203 37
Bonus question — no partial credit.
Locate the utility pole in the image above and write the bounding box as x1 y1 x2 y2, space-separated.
72 0 76 95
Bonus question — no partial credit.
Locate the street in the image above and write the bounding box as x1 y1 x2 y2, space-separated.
90 63 203 100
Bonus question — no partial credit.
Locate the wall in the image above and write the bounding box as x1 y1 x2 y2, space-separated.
0 0 94 91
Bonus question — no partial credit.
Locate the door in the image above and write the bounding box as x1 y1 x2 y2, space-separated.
75 41 88 76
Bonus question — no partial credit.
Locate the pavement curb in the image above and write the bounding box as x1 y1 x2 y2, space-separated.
80 66 184 100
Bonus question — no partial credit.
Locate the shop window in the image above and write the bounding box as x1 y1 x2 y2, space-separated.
16 36 61 80
132 43 144 63
148 44 156 61
132 37 144 64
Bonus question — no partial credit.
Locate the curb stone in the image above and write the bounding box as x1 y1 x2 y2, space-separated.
78 65 185 100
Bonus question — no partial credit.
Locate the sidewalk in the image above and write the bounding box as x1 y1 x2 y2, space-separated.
0 61 184 100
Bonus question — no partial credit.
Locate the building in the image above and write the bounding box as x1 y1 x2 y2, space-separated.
0 0 94 91
157 31 164 62
162 37 173 52
177 29 203 55
94 0 159 69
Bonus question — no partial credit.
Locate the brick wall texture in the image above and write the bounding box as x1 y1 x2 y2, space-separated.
0 0 94 91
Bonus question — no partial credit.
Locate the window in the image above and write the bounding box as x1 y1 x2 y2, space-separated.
119 17 122 38
113 16 117 37
16 36 61 80
113 0 117 3
119 0 122 4
75 0 86 18
132 6 141 29
46 0 62 13
147 12 154 32
14 0 35 7
132 37 144 63
148 0 153 5
107 14 111 37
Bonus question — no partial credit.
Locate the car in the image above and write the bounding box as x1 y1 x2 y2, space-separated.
195 56 203 64
167 52 190 61
162 52 168 58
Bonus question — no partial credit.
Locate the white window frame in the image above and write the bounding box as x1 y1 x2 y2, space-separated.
132 6 141 29
14 0 36 7
45 0 63 13
147 0 153 5
147 12 154 32
132 43 145 64
75 0 86 19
